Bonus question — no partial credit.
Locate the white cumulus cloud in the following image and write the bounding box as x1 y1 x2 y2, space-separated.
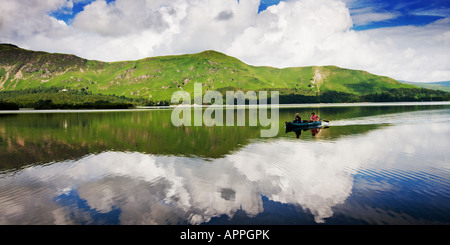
0 0 449 82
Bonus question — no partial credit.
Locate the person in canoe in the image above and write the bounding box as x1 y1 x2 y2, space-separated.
293 113 302 123
310 112 320 122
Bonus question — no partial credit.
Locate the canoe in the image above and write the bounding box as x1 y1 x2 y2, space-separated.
285 120 322 130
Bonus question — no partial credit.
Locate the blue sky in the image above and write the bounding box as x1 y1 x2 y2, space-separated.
262 0 450 30
2 0 449 82
346 0 450 30
51 0 450 30
50 0 115 24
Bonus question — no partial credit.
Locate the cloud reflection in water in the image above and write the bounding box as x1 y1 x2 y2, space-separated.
0 122 448 224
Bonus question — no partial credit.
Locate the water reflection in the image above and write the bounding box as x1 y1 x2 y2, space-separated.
1 105 448 170
0 119 449 224
285 125 329 138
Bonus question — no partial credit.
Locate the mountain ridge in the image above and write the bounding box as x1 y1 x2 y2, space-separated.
399 80 450 92
0 43 418 101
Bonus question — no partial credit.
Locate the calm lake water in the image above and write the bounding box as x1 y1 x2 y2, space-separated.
0 102 449 225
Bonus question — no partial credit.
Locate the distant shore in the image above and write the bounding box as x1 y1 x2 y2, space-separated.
2 101 449 114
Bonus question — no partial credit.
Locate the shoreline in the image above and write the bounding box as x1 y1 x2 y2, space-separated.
1 101 449 114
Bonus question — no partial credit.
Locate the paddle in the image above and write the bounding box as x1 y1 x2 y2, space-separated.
322 119 330 123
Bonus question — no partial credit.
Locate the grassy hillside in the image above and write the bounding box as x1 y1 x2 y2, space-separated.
400 80 450 92
0 43 416 102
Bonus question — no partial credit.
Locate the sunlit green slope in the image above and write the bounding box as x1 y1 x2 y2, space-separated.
0 43 415 101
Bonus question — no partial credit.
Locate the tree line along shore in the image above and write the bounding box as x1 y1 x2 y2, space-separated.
0 87 449 110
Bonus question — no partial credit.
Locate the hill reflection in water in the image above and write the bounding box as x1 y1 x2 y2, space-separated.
0 108 449 224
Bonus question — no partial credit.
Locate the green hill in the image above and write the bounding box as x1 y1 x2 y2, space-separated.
400 80 450 93
0 43 417 103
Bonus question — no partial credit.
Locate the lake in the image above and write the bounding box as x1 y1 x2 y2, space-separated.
0 102 449 225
